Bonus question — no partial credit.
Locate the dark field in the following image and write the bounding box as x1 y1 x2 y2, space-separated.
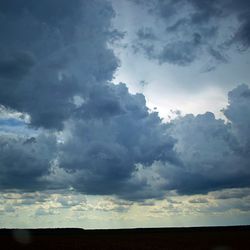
1 226 250 250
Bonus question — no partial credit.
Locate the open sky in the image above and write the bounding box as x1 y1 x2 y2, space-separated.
1 0 250 229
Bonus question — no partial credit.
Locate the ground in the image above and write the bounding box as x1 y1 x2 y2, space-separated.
1 226 250 250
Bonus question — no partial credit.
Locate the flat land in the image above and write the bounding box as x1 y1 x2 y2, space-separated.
1 226 250 249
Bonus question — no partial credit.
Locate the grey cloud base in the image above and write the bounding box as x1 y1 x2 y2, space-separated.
0 0 250 201
0 134 56 190
59 82 178 197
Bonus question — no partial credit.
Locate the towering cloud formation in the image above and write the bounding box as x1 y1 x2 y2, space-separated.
0 0 250 201
59 83 177 197
0 0 118 129
224 84 250 147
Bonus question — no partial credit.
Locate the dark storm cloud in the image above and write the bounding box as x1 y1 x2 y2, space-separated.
0 0 119 129
0 133 56 190
133 0 250 66
59 83 178 197
0 51 35 80
158 39 201 66
0 0 122 190
73 83 125 120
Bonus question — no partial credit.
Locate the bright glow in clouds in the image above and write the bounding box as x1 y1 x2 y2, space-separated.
112 0 250 120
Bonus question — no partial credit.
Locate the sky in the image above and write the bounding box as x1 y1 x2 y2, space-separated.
0 0 250 229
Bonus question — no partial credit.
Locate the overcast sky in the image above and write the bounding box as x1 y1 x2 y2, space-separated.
0 0 250 229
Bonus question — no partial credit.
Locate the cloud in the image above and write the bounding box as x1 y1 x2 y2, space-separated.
0 51 35 79
56 195 86 208
212 188 250 200
189 198 209 204
223 84 250 147
157 39 201 66
35 207 55 216
116 84 250 199
0 0 119 130
58 83 178 198
0 133 57 190
153 85 250 196
133 0 250 66
53 82 250 199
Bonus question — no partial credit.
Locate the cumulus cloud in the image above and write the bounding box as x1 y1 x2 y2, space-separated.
133 85 250 197
0 0 119 129
0 133 56 190
104 83 250 199
132 0 250 66
58 83 177 197
223 84 250 147
166 112 244 193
